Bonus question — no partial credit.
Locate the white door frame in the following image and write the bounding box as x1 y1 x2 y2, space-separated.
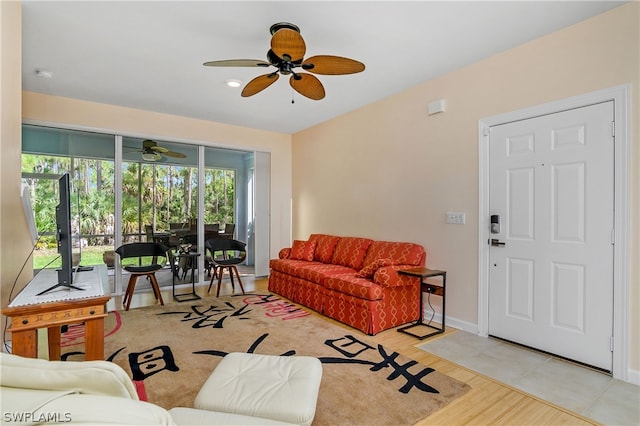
253 151 271 277
478 85 630 381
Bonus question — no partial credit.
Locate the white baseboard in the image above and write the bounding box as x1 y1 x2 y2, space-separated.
444 316 479 335
627 368 640 386
421 308 478 335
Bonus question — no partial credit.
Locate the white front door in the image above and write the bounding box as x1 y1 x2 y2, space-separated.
488 101 614 371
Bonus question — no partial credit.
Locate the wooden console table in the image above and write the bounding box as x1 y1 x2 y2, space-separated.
2 265 110 360
397 267 446 340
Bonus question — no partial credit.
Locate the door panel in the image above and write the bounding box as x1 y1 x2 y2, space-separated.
507 257 534 320
489 101 614 371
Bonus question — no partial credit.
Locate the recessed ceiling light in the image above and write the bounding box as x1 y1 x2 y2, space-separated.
225 79 242 88
35 69 53 79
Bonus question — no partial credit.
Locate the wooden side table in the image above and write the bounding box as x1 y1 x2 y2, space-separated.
397 267 446 340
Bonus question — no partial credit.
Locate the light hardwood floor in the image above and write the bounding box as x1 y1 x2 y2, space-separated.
113 275 598 426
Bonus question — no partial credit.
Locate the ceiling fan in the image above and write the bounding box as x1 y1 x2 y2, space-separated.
136 140 186 162
203 22 365 100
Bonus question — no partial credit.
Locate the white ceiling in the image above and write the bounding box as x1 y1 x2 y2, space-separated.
21 1 625 134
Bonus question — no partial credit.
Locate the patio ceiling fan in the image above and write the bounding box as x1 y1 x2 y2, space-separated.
136 140 186 162
203 22 365 100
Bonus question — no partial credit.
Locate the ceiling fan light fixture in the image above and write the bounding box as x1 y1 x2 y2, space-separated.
141 152 158 161
225 79 242 88
203 22 364 100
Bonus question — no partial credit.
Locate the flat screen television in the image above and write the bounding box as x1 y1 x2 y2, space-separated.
37 173 85 295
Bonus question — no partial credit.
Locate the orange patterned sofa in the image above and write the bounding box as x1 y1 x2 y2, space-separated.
268 234 426 335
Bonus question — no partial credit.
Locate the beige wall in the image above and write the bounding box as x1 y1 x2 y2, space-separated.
292 3 639 375
1 1 31 349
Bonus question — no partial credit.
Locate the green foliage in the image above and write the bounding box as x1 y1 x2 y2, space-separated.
22 153 236 267
33 246 113 269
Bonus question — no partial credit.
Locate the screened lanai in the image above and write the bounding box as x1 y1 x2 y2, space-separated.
21 124 268 295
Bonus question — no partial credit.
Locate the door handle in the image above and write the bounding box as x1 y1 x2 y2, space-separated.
490 239 506 247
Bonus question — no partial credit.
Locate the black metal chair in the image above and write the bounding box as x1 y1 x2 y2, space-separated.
144 225 169 262
221 223 235 239
204 223 220 242
205 238 246 297
115 242 168 311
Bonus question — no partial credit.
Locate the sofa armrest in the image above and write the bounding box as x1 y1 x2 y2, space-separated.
0 352 138 400
373 265 421 287
41 393 176 425
278 247 291 259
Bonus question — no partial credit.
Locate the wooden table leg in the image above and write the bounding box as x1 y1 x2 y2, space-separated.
84 317 105 360
11 329 38 358
47 326 61 360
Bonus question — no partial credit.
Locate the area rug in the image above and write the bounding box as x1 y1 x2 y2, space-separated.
62 293 470 425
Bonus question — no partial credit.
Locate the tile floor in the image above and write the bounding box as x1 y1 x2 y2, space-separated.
417 331 640 425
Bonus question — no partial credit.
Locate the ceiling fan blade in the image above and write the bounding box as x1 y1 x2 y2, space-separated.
271 28 306 62
150 146 169 153
203 59 270 67
241 73 280 97
290 74 325 100
302 55 365 75
163 151 187 158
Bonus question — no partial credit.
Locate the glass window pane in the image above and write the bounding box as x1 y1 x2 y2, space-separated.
23 125 115 159
122 160 198 245
21 154 115 270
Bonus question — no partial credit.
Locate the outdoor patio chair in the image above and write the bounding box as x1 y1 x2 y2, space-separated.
221 223 235 239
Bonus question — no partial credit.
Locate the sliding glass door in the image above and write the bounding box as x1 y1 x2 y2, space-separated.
22 124 261 296
21 127 116 287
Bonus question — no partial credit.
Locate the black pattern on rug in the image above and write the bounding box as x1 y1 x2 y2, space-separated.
62 293 470 426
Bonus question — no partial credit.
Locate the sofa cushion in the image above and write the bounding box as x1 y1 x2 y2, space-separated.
278 247 291 259
195 352 322 426
290 240 317 261
297 263 355 283
330 237 373 270
374 265 421 287
270 258 320 276
362 240 425 267
270 258 355 283
356 258 393 279
324 274 384 301
309 234 341 263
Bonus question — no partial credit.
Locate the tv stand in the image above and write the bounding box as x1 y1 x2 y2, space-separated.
35 266 94 295
36 282 85 296
3 265 110 361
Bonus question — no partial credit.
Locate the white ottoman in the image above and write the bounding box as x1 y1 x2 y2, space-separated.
195 352 323 426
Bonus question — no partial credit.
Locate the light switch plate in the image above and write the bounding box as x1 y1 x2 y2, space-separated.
446 212 465 224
